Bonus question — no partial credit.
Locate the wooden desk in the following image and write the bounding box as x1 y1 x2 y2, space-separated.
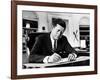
23 56 90 68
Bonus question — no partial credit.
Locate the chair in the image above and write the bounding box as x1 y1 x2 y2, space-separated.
23 33 47 64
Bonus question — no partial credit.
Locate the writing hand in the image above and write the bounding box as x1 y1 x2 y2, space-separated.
68 53 77 61
48 53 61 63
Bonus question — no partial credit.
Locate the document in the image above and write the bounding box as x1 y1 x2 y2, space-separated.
23 56 90 68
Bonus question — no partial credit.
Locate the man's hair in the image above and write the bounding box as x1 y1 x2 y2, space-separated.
52 18 66 30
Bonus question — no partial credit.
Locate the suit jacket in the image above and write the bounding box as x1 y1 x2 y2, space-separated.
29 33 77 63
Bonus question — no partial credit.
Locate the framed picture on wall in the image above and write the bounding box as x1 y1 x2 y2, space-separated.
11 0 97 79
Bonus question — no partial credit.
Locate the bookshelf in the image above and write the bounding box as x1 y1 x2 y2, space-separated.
79 25 90 51
22 19 38 63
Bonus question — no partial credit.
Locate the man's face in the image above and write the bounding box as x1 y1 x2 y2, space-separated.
51 24 65 40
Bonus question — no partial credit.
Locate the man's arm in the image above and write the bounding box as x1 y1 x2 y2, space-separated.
63 36 77 60
64 36 77 54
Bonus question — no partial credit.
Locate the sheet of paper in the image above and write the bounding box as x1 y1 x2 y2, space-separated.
23 56 90 68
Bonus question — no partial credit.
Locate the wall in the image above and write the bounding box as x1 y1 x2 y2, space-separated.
23 11 89 47
0 0 100 80
37 12 48 32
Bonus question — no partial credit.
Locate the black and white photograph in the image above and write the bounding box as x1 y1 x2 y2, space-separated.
11 1 97 79
22 11 90 68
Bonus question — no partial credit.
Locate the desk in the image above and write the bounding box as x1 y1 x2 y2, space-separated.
23 56 90 68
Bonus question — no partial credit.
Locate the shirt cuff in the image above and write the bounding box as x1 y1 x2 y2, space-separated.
43 56 50 63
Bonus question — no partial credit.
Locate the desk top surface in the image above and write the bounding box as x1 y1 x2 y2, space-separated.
23 56 90 68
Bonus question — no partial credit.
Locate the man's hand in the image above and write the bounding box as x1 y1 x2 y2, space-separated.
68 53 77 61
48 53 61 63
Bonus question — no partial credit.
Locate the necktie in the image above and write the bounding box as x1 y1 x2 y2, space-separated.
54 40 57 51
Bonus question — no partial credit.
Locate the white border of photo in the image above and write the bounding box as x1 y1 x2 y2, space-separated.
17 5 94 75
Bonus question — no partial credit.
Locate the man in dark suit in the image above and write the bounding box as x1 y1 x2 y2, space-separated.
29 18 77 63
